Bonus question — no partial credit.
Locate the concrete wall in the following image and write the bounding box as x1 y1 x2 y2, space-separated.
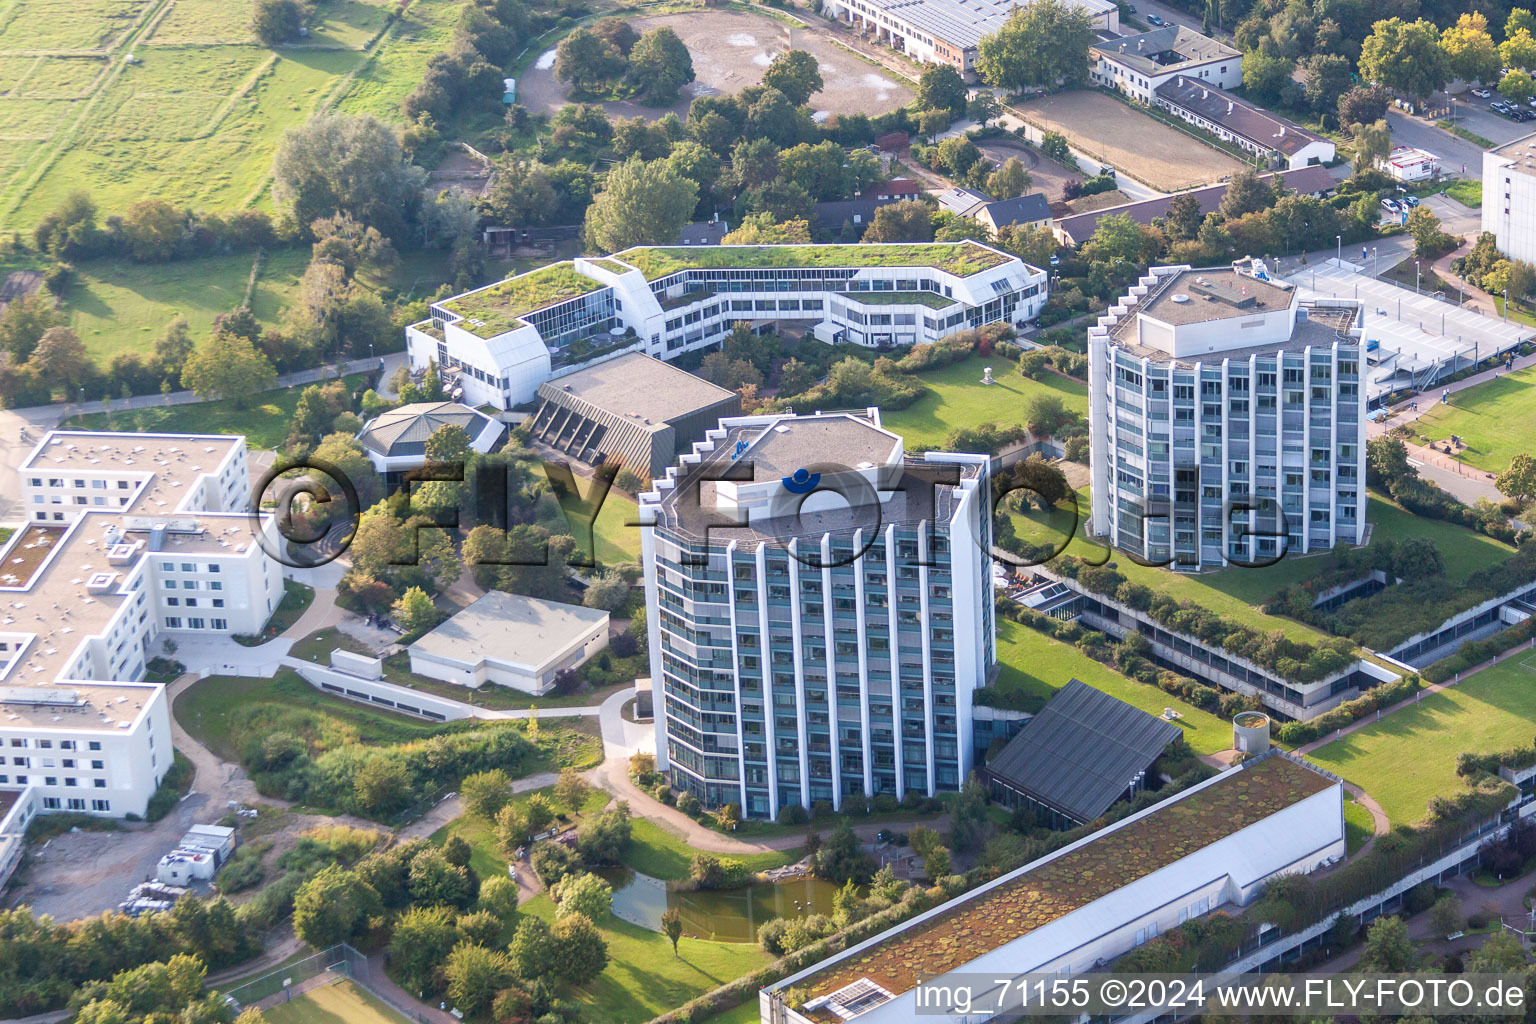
290 663 470 721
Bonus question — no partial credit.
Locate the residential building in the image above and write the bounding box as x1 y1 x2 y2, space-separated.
406 242 1047 409
1087 263 1368 569
1484 134 1536 263
0 785 38 891
1091 25 1242 102
762 752 1345 1023
973 192 1052 234
935 187 991 218
1153 77 1336 169
678 220 729 246
528 353 740 478
408 591 610 695
355 401 505 476
1053 165 1335 245
1380 146 1440 182
640 410 994 819
5 430 286 818
821 0 1117 77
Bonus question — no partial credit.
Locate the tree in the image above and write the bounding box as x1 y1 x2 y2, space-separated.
1366 436 1412 487
29 326 89 393
1351 119 1392 172
949 774 990 853
583 156 698 252
1466 929 1528 972
763 50 823 106
552 913 608 984
1219 168 1275 219
272 113 425 239
252 0 305 46
1406 205 1446 257
916 64 968 117
1503 28 1536 71
1511 8 1536 38
477 874 519 922
1440 12 1500 85
388 905 458 993
1298 54 1352 116
908 824 951 879
392 586 441 639
1497 452 1536 502
935 136 982 178
461 769 513 820
779 141 856 201
555 27 626 91
311 432 382 508
987 158 1032 200
628 27 695 105
1392 536 1444 580
660 907 683 956
722 212 811 244
119 199 186 262
812 821 876 884
576 802 632 865
1358 915 1417 972
1337 84 1390 129
424 423 472 465
975 0 1094 93
1359 19 1448 105
292 866 382 947
554 767 591 810
0 291 66 363
551 872 612 921
1428 894 1463 939
863 200 934 242
1083 213 1157 265
1501 69 1536 106
917 106 951 141
443 942 512 1016
523 793 556 835
1242 50 1294 104
481 157 554 226
181 332 276 406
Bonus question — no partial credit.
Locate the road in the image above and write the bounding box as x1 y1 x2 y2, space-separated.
1388 111 1488 180
1124 0 1234 42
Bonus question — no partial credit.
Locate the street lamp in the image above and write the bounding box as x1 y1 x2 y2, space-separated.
1415 260 1421 295
1373 246 1378 278
1504 287 1509 321
1335 234 1341 265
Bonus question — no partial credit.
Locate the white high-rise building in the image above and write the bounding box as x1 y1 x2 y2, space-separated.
639 410 994 819
1484 134 1536 264
1088 264 1368 569
2 431 285 819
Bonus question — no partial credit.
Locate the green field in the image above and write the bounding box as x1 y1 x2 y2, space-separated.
1343 795 1374 855
1306 655 1536 826
880 355 1089 451
0 0 452 229
1444 178 1482 208
1364 491 1515 583
623 816 799 882
432 784 614 884
995 617 1234 755
592 490 642 565
261 979 410 1024
1414 364 1536 474
62 248 307 364
63 372 368 449
517 893 773 1024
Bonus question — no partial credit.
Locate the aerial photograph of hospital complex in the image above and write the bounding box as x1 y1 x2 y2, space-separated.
4 0 1536 1020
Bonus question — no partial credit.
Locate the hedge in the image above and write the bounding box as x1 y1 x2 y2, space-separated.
1272 675 1421 746
1421 617 1536 684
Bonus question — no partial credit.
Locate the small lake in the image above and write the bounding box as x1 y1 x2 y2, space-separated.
599 868 840 943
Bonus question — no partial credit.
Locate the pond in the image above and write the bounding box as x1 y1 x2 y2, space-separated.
599 868 840 943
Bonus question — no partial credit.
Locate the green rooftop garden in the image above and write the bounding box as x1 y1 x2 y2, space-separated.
616 242 1011 281
794 756 1331 1008
438 262 603 338
839 290 958 309
585 257 632 275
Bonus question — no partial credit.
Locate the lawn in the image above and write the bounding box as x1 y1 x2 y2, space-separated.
61 248 308 365
1444 178 1482 208
287 625 375 664
994 617 1234 755
62 373 369 449
623 816 799 882
261 979 410 1024
1306 655 1536 826
430 784 613 883
591 489 642 566
1343 795 1374 856
1363 491 1514 583
1413 364 1536 474
879 356 1089 452
517 893 773 1024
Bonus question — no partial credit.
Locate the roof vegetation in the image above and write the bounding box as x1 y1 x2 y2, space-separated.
794 755 1332 1010
438 262 602 338
584 257 631 275
617 242 1012 281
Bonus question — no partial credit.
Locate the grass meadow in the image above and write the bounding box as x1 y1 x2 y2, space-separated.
1413 363 1536 475
879 355 1089 451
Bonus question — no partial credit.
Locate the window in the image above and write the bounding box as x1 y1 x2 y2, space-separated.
165 617 182 629
93 779 106 788
89 741 101 751
91 760 103 769
92 799 110 812
188 618 205 630
166 598 179 606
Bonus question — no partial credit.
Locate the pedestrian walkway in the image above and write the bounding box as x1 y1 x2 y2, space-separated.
1370 347 1536 436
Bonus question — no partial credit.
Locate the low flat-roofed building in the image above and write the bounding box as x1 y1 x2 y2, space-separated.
408 590 611 695
1153 77 1336 169
1380 145 1441 181
979 679 1181 828
763 753 1344 1023
356 401 505 475
1091 25 1242 102
528 352 741 478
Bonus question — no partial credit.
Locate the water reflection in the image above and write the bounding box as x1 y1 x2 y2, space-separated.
599 868 840 943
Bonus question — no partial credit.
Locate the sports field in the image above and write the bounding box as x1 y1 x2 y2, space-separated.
1414 364 1536 474
261 979 409 1024
0 0 455 229
1306 654 1536 826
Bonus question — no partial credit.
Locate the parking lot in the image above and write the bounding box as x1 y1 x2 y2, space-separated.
1446 93 1536 147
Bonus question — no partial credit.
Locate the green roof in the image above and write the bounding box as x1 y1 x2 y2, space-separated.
616 242 1012 281
793 755 1332 1013
838 290 958 309
584 257 630 275
439 262 603 338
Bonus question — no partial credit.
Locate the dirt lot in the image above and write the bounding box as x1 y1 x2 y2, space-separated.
1014 90 1245 192
973 137 1083 202
517 10 913 123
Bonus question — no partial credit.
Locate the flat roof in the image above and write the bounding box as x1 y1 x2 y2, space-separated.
851 0 1115 51
1091 24 1239 76
1492 131 1536 165
1129 267 1295 329
612 241 1013 281
789 755 1333 1011
985 679 1181 822
536 353 737 428
0 681 156 730
438 262 604 338
736 413 903 481
409 591 610 672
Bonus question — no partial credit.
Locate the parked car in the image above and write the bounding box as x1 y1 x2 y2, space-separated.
1381 198 1400 212
1492 100 1511 111
1518 109 1536 122
1146 13 1165 25
1125 2 1136 10
1471 87 1492 98
1048 254 1061 266
1402 195 1420 207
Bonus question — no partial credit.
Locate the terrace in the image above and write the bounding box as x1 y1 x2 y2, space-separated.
437 262 604 339
838 290 957 309
615 242 1012 281
789 755 1332 1015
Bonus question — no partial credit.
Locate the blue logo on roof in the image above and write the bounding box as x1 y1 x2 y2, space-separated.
782 468 820 494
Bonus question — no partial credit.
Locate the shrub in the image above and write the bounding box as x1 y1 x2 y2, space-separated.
675 791 700 817
777 803 809 826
